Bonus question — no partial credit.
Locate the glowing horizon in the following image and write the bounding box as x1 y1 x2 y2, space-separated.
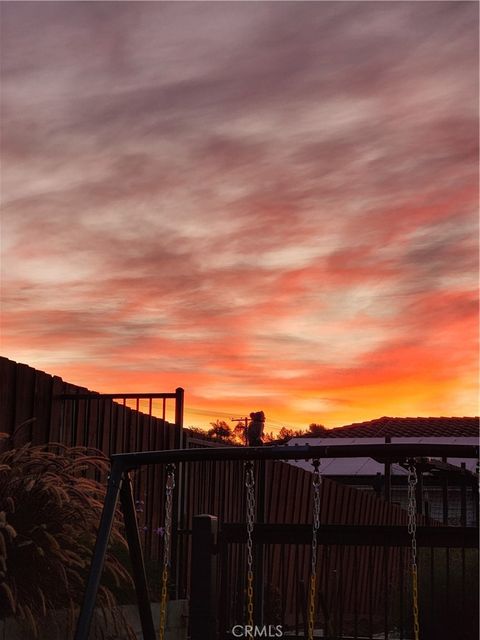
1 2 478 432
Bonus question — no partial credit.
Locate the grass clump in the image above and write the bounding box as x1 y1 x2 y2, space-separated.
0 442 135 639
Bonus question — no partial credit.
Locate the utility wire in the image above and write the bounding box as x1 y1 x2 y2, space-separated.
187 407 291 429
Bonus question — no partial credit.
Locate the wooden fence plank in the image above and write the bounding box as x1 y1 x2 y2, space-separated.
49 376 65 443
100 400 111 456
13 363 36 447
0 357 16 449
74 391 88 448
32 370 53 445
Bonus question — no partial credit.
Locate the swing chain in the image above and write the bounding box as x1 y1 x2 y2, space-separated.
245 461 255 627
407 459 420 640
159 464 176 640
308 459 321 640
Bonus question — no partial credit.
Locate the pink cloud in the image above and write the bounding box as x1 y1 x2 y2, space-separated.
1 1 477 430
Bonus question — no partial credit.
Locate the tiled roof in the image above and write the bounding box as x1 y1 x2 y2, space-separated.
325 416 479 438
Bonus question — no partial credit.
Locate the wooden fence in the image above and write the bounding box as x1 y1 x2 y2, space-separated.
0 356 181 451
0 356 183 561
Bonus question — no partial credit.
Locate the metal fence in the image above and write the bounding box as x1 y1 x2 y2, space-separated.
73 442 479 640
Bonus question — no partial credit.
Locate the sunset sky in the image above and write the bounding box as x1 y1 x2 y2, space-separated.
1 2 478 431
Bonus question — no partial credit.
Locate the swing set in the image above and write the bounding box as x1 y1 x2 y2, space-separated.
74 442 478 640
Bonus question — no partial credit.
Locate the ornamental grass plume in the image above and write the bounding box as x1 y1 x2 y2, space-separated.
0 442 135 639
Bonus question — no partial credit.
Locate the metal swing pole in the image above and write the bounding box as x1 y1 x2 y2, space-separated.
120 473 156 640
74 461 125 640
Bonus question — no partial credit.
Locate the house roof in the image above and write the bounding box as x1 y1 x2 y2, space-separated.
285 436 478 475
323 416 479 438
285 417 478 476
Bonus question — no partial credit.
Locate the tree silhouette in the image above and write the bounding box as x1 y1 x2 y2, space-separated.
308 423 327 435
264 423 329 444
207 420 234 442
232 421 247 444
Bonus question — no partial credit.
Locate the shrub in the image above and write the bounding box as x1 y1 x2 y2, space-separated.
0 442 134 639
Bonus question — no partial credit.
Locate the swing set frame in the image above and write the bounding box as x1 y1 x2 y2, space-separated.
73 442 478 640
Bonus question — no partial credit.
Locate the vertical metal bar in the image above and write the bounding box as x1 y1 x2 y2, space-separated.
474 481 479 528
374 472 382 499
297 579 307 639
399 546 404 640
109 400 115 454
294 544 299 636
430 547 435 633
368 545 373 639
178 431 189 598
338 544 345 639
383 545 389 639
415 471 423 516
442 457 448 525
74 461 124 640
172 457 183 602
280 543 286 625
430 548 435 639
460 463 467 527
323 544 332 637
147 404 156 562
461 545 466 639
424 499 431 526
445 547 450 637
333 564 339 639
175 387 184 433
172 388 184 599
122 398 127 452
190 515 218 640
384 436 391 502
95 399 103 480
120 473 156 640
129 398 141 510
353 545 358 639
218 534 229 637
135 398 140 454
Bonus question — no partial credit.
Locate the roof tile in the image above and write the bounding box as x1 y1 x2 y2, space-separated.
326 416 479 438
